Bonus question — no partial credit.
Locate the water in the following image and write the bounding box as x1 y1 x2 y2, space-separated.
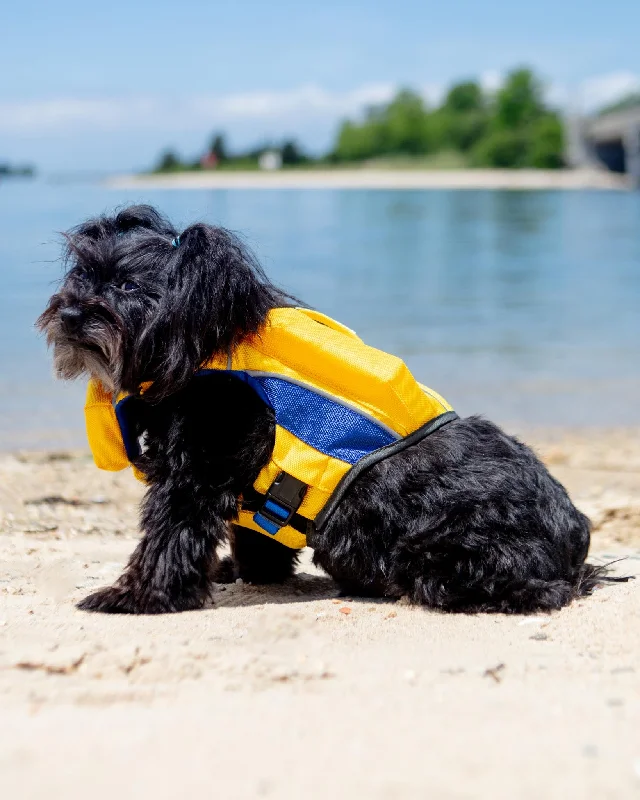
1 179 639 449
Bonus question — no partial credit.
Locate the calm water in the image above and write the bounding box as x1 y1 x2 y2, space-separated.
1 179 639 449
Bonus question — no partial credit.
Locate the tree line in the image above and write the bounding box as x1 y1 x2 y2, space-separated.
155 135 309 173
332 68 564 168
0 163 35 178
154 68 565 172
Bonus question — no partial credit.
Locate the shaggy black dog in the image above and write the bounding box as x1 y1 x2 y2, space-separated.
38 204 617 615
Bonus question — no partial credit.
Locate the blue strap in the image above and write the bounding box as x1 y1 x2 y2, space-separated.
252 498 292 535
263 499 290 521
253 512 282 536
251 473 308 535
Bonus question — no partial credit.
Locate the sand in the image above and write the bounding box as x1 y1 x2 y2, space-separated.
1 428 639 799
106 168 631 192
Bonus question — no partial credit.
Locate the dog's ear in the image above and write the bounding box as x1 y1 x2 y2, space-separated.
138 223 284 402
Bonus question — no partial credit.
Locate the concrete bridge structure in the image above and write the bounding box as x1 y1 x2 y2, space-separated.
567 105 640 186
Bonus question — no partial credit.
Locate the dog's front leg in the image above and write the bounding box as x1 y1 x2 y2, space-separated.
78 480 232 614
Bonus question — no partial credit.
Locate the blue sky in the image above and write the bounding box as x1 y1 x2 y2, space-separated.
2 0 640 171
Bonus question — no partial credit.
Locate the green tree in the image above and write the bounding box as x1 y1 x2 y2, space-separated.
472 129 530 168
425 82 489 154
384 89 431 154
472 68 564 168
529 115 565 168
281 140 307 165
328 66 565 168
334 118 386 161
210 133 227 162
333 90 431 161
494 68 545 130
443 81 484 113
155 149 182 172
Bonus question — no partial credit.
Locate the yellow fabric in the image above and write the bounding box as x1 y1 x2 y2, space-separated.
85 380 130 471
236 425 352 548
84 307 453 549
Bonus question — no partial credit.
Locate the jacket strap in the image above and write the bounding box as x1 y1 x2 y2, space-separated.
241 474 313 537
313 410 459 533
241 411 459 542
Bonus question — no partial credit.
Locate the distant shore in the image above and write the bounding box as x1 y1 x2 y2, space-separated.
106 168 631 191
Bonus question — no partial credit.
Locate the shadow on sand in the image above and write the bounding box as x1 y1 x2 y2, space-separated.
209 571 396 609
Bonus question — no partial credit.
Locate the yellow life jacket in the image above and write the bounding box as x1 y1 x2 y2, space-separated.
84 307 457 549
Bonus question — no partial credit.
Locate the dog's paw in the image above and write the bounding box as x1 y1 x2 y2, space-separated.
77 585 144 614
77 585 206 615
212 555 237 584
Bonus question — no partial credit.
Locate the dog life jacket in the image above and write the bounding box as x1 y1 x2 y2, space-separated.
84 307 458 549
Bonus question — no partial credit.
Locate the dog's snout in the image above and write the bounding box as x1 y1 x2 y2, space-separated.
60 306 84 334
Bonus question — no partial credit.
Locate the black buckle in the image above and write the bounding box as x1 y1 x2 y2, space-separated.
253 472 308 535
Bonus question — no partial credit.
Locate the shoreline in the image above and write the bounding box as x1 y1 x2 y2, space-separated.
105 167 631 192
3 422 640 456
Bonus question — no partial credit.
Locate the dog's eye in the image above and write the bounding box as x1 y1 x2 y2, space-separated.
119 280 139 292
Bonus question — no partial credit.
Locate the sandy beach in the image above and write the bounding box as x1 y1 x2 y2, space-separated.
106 168 631 192
0 428 638 799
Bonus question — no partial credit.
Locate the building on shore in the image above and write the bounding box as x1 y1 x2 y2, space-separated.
566 104 640 187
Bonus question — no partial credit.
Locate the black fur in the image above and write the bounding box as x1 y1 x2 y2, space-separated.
37 204 624 615
216 526 300 586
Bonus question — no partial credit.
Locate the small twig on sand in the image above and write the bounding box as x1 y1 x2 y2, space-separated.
483 663 506 683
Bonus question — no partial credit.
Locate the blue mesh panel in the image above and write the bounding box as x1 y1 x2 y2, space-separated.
213 371 397 465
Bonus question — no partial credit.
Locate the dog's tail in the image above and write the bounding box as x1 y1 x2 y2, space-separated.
399 560 633 614
574 560 634 596
502 561 634 613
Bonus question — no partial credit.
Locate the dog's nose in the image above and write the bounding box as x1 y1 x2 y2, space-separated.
60 306 84 333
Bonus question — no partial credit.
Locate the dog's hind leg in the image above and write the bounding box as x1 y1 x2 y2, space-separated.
77 481 232 614
389 523 595 614
214 525 300 584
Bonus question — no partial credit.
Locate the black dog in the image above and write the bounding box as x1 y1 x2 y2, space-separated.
38 204 611 615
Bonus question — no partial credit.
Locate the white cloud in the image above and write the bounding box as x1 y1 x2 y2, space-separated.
479 69 567 108
419 82 446 107
0 70 640 147
460 69 640 114
0 84 397 135
198 84 396 118
480 70 503 94
577 71 640 112
0 97 153 131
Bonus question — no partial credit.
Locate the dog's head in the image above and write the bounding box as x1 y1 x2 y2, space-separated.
38 204 289 401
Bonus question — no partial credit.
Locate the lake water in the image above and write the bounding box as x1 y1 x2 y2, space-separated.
1 179 639 449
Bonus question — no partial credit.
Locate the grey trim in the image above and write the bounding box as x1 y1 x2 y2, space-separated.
311 410 459 536
241 410 460 543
